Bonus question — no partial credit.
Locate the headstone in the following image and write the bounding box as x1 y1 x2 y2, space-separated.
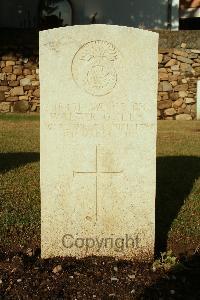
40 25 158 260
197 80 200 120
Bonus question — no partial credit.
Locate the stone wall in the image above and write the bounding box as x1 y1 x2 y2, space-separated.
0 53 39 113
158 46 200 120
0 44 200 119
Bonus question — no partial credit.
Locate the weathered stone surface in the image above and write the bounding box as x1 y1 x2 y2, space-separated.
192 63 200 67
17 75 24 81
164 107 176 116
0 73 5 81
40 25 158 260
0 86 10 92
180 63 193 73
176 114 192 120
162 55 171 64
0 91 5 101
13 100 29 112
162 94 169 100
191 49 200 54
160 81 172 92
23 85 35 91
195 67 200 75
173 49 188 57
10 86 24 96
7 74 17 81
26 74 36 80
6 61 15 66
159 92 168 97
20 78 31 86
19 95 29 101
23 68 32 75
185 98 195 104
31 103 37 111
178 91 188 98
181 43 187 49
177 56 193 64
171 65 179 71
188 53 198 59
182 103 187 109
158 100 172 110
184 107 191 114
174 84 188 91
170 81 177 87
177 107 185 114
0 80 8 86
9 81 19 87
173 98 183 108
165 59 176 67
0 101 10 112
32 80 40 86
2 66 12 73
158 68 167 73
169 92 179 101
13 66 23 75
33 89 40 98
168 74 179 81
158 54 163 63
159 73 169 81
6 96 19 102
191 104 196 113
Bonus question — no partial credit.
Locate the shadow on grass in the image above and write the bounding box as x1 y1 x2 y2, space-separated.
0 152 199 257
156 156 200 255
0 152 40 173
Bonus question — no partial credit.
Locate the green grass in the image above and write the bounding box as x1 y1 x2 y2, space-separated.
0 113 39 122
0 115 200 256
0 115 40 249
156 121 200 255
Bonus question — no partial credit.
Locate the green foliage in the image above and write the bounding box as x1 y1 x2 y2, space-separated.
153 250 177 271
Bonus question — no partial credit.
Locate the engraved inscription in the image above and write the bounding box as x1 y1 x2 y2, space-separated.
45 101 155 137
73 146 123 221
72 40 119 96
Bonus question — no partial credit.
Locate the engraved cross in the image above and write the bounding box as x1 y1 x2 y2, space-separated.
73 146 123 221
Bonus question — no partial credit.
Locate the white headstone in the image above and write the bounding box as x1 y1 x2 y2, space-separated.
197 80 200 120
40 25 158 260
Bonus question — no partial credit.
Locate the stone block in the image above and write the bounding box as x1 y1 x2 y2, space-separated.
13 100 29 112
176 114 192 120
10 86 24 96
0 101 10 112
158 100 172 110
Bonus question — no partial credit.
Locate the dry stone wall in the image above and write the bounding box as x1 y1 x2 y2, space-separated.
0 53 39 113
0 46 200 119
158 46 200 120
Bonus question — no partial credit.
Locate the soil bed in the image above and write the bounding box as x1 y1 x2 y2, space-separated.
0 247 199 299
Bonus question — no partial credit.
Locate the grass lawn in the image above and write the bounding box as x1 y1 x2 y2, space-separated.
0 115 200 257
